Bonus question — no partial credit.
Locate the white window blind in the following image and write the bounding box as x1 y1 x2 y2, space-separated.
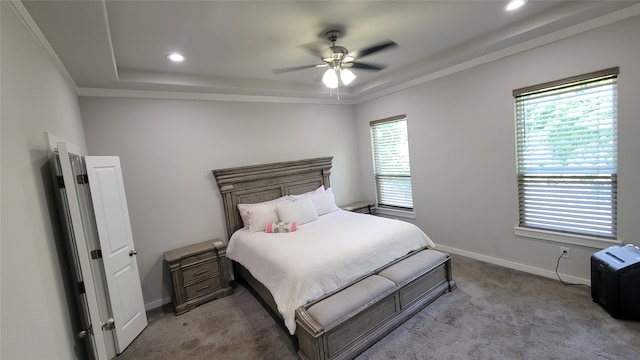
514 67 618 238
370 115 413 210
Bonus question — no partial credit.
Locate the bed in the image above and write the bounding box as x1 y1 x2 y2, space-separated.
212 157 455 359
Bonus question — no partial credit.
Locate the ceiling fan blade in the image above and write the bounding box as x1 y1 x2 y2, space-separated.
349 62 387 71
350 40 398 59
272 64 326 74
298 40 326 58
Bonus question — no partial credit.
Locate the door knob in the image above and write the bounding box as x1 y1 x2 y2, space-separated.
101 318 115 330
129 250 138 256
78 326 92 338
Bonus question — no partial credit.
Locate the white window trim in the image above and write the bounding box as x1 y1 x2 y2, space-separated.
374 206 416 219
513 67 619 239
370 114 414 211
514 226 621 249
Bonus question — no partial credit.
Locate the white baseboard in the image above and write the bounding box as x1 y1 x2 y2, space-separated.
435 244 591 287
145 297 172 311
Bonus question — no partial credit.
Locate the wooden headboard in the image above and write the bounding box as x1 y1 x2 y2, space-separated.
212 157 333 239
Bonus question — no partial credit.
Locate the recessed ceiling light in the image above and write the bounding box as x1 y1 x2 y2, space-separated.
167 53 185 62
506 0 527 11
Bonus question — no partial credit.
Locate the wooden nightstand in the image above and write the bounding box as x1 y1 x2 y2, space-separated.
164 239 232 315
341 202 375 215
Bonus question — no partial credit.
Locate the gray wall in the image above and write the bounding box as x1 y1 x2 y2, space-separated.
355 15 640 283
79 97 361 308
1 2 88 359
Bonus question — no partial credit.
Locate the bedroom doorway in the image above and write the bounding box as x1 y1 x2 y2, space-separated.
48 135 147 359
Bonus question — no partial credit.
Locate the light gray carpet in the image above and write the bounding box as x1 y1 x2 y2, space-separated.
116 255 640 359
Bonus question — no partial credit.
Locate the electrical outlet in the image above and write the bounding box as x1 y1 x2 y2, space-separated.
560 247 571 259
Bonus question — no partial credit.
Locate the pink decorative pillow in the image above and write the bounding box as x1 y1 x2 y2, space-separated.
265 222 297 233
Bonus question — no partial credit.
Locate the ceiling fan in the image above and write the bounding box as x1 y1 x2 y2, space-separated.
273 30 398 88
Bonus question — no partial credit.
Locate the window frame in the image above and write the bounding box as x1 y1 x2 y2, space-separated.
369 114 414 216
513 67 620 246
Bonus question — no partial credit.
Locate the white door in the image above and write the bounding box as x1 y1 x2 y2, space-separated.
85 156 148 353
55 142 109 360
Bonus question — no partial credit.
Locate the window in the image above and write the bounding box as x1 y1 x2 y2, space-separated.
370 115 413 210
514 67 618 239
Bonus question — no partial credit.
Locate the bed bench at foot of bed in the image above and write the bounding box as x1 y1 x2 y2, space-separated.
295 249 456 360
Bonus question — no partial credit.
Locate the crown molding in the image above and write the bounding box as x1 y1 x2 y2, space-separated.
8 0 78 92
77 87 358 105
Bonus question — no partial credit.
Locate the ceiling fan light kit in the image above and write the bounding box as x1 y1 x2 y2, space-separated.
322 68 356 88
322 69 339 88
340 69 356 85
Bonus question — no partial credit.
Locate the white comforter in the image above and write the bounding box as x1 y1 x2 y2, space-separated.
227 210 435 334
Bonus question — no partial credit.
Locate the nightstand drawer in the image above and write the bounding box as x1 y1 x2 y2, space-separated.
182 251 216 267
182 260 219 284
185 276 221 300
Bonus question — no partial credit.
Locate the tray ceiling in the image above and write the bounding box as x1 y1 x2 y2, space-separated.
19 0 640 102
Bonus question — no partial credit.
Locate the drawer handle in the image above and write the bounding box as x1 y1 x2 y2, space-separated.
197 284 212 292
194 270 209 276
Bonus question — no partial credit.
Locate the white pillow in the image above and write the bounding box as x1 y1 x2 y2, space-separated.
288 185 325 200
276 197 318 225
308 189 339 216
247 204 280 233
237 196 289 228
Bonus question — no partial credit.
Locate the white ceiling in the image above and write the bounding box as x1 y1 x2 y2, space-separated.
20 0 640 102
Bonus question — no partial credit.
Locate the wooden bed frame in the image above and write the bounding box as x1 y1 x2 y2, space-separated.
212 157 455 359
212 156 333 322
